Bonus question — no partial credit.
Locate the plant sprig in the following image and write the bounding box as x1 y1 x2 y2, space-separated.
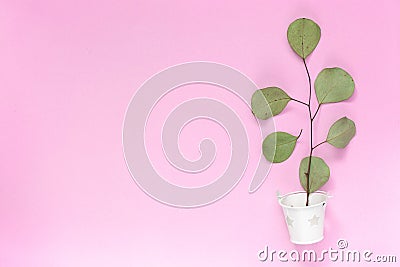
251 18 356 206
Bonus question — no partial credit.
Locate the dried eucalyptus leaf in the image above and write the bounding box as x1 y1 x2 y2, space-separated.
327 117 356 148
287 18 321 59
263 131 299 163
251 87 291 120
299 156 330 193
315 67 355 104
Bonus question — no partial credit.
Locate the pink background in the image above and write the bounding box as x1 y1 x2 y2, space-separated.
1 0 400 266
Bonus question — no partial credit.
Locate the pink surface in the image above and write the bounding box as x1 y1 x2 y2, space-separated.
1 0 400 266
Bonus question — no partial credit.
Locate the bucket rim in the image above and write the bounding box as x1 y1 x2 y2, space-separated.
278 191 329 209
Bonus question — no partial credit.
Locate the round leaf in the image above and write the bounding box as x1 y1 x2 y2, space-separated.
315 67 355 104
287 18 321 59
327 117 356 148
299 156 330 193
263 131 299 163
251 87 291 120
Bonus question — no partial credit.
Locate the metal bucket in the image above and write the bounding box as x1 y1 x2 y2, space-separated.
278 191 330 244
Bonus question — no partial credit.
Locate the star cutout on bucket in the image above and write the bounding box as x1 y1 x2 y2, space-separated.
308 214 320 226
286 215 294 227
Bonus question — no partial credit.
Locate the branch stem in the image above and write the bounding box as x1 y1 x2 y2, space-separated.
291 98 308 107
303 58 313 206
297 129 304 138
313 140 327 150
312 104 322 121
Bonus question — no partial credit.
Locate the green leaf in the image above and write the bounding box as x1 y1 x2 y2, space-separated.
299 156 330 193
315 67 355 104
251 87 291 120
326 117 356 148
263 131 301 163
287 18 321 59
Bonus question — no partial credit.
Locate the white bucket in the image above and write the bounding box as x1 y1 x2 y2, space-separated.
278 191 329 245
